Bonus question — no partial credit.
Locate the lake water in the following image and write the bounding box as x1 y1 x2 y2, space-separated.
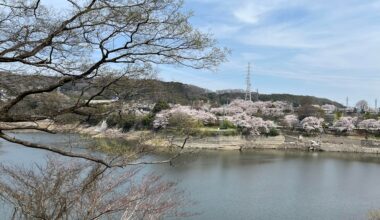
1 133 380 220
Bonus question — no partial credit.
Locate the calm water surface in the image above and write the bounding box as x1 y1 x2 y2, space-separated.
1 133 380 220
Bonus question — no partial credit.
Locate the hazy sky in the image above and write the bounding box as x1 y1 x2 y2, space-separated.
157 0 380 106
44 0 380 106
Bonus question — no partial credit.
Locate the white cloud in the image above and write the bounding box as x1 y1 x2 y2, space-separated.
233 3 268 24
37 0 380 102
173 0 380 103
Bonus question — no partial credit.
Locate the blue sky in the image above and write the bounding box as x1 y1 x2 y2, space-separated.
157 0 380 106
44 0 380 106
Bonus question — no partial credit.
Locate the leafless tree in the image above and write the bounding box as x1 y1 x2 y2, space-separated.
0 157 190 220
0 0 226 218
355 100 369 113
0 0 226 165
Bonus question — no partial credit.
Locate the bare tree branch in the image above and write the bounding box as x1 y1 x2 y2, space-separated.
0 131 112 167
0 0 226 166
0 158 190 219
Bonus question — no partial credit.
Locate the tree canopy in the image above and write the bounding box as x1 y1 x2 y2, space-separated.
0 0 227 165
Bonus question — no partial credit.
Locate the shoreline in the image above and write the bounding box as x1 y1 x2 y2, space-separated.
44 123 380 154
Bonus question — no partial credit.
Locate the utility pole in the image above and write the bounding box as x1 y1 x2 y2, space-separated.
245 62 252 101
346 96 349 108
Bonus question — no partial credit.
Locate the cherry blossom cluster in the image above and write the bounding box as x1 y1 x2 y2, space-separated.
222 113 276 135
260 107 285 117
358 119 380 131
153 105 217 129
210 105 244 116
210 99 292 117
300 117 325 133
283 115 299 128
152 113 169 129
331 117 358 132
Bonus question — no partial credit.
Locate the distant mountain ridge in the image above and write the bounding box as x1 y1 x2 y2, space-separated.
0 72 343 107
212 91 344 108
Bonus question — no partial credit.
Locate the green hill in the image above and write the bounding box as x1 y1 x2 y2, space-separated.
0 72 343 107
212 91 344 107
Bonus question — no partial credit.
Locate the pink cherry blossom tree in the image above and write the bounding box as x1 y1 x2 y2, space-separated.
223 113 276 136
300 117 325 133
283 115 299 129
358 119 380 131
332 117 358 132
153 105 217 129
210 99 292 118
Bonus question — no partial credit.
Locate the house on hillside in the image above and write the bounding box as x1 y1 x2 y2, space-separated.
321 104 337 114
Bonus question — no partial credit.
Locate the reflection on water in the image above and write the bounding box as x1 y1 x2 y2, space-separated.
144 151 380 220
1 133 380 220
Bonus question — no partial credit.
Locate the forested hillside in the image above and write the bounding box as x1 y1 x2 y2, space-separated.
0 72 343 107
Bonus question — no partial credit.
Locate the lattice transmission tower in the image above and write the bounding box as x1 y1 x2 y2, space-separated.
245 63 252 101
